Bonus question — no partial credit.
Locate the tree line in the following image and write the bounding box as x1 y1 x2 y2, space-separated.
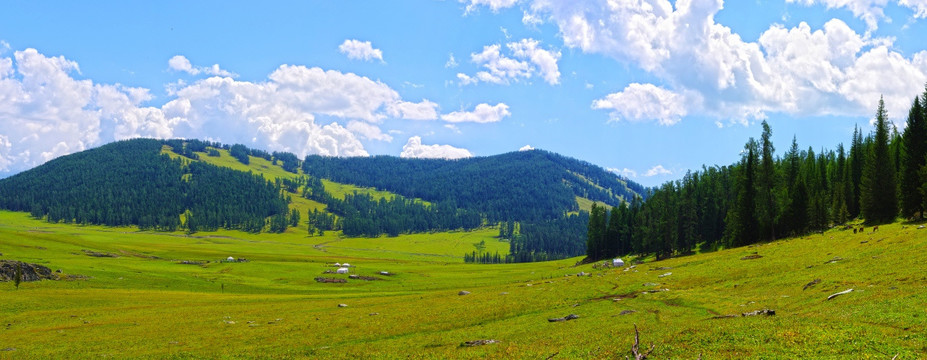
0 139 293 234
587 91 927 261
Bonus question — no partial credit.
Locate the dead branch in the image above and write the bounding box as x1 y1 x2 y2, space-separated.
630 324 655 360
826 288 853 301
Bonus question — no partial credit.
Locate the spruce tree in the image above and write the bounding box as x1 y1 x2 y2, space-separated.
757 121 778 241
586 203 607 260
726 139 759 247
861 97 898 224
900 96 927 219
848 126 864 219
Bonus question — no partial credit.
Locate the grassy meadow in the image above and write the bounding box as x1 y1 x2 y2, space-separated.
2 209 926 359
1 148 925 359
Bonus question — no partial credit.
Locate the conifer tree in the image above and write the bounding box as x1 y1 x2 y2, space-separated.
757 121 778 241
725 139 759 247
586 203 607 260
901 96 927 219
861 97 898 224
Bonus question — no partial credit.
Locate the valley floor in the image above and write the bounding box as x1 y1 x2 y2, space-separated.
1 210 925 359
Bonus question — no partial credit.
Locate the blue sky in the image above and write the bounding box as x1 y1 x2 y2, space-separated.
2 0 927 186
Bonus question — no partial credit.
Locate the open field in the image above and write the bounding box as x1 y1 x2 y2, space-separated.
2 209 926 359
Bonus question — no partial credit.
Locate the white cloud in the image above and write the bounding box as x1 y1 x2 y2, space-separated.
0 48 448 176
458 38 560 85
786 0 888 31
518 144 535 151
168 55 236 77
608 167 638 178
462 0 519 13
347 121 393 142
400 136 473 159
592 83 689 126
386 100 439 120
900 0 927 17
644 165 672 177
441 103 511 123
338 39 384 62
445 124 462 134
0 40 9 54
445 53 459 68
523 0 927 126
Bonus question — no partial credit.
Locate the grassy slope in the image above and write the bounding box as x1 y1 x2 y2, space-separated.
1 209 925 359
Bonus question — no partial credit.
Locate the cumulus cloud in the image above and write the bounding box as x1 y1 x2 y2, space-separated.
441 103 511 123
458 38 561 85
519 144 535 151
462 0 519 13
168 55 236 77
386 100 439 120
347 121 393 142
592 83 689 126
400 136 473 159
520 0 927 126
338 39 384 62
0 48 445 176
644 165 672 177
785 0 927 29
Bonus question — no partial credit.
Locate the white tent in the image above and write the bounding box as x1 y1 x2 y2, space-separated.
612 258 625 267
342 263 351 267
227 256 235 262
336 267 349 274
334 262 341 267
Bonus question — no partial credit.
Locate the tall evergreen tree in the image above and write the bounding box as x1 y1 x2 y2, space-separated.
725 139 759 247
757 120 778 241
900 96 927 219
586 203 607 260
848 126 865 218
861 97 898 224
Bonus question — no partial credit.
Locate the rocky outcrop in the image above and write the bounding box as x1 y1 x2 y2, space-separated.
0 260 56 282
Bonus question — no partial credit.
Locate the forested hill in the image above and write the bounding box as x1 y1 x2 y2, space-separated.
0 139 290 233
301 150 646 222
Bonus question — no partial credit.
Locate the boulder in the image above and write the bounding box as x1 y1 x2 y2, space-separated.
338 304 348 308
0 260 56 282
458 291 471 296
461 339 498 347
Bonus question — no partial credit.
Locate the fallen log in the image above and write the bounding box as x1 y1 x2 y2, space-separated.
826 288 853 301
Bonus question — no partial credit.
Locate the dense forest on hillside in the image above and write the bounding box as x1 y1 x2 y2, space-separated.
301 150 643 222
0 139 291 233
587 91 927 261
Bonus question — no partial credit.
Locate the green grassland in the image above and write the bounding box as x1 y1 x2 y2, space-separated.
2 147 924 359
2 209 926 359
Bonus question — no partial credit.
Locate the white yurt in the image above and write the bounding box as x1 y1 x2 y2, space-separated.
227 256 235 262
336 267 349 274
612 258 625 267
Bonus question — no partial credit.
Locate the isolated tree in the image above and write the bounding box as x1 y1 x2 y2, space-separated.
13 262 22 290
900 96 927 219
861 97 898 224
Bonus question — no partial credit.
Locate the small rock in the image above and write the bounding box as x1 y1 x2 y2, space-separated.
223 320 236 324
824 256 843 264
918 225 925 229
499 292 508 295
658 272 672 278
740 254 763 260
548 314 580 322
642 282 659 287
577 272 587 276
338 304 348 308
0 348 14 351
619 310 637 315
742 309 775 316
462 339 498 347
369 313 379 316
458 291 470 296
